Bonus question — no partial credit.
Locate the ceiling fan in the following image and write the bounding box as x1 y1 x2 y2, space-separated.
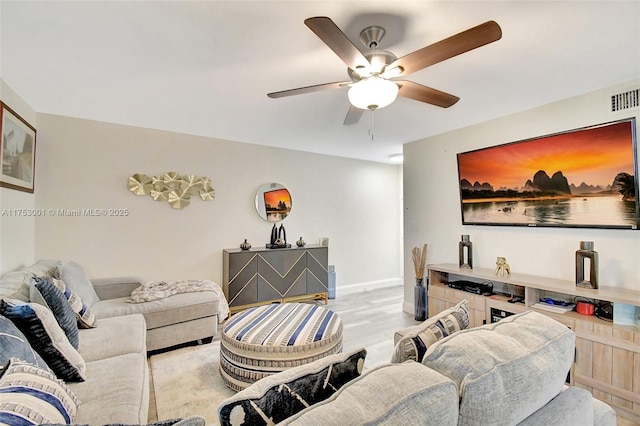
268 17 502 125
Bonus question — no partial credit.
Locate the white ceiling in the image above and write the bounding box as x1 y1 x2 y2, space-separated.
1 1 639 163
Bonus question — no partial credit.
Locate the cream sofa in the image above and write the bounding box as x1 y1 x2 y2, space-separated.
217 310 617 426
0 259 225 424
0 259 225 351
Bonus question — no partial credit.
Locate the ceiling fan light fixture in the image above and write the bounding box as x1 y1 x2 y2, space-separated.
348 76 398 110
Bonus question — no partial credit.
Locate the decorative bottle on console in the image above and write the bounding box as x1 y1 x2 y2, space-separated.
459 235 473 269
576 241 598 289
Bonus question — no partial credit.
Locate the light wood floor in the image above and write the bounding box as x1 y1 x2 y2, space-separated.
148 285 636 425
323 285 417 367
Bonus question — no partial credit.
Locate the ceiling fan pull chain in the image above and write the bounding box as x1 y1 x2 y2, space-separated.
369 109 375 141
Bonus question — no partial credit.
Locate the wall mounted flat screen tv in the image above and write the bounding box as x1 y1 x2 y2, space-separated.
456 118 639 229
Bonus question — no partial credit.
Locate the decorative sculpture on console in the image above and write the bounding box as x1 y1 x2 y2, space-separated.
495 257 511 277
267 223 290 248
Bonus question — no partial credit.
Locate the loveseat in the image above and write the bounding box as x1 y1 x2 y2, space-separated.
0 259 227 424
217 307 617 425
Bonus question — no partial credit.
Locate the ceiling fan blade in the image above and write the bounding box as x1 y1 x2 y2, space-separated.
388 21 502 76
268 81 351 98
397 80 460 108
304 17 370 70
343 105 365 125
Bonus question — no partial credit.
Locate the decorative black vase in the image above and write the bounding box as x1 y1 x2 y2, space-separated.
296 237 306 247
459 235 473 269
240 239 251 250
576 241 598 289
414 278 427 321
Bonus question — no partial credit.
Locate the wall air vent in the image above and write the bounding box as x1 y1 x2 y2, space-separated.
611 88 639 112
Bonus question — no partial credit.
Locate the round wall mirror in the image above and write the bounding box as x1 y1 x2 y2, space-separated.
255 183 292 222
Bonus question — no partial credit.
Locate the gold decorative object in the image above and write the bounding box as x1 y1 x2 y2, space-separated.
180 175 203 195
150 189 170 201
128 173 153 196
162 172 182 188
128 172 215 209
495 256 511 277
200 189 215 201
152 176 167 190
168 189 191 209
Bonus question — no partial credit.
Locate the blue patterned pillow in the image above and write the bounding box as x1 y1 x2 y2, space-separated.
32 275 79 348
0 300 86 382
0 314 51 373
0 358 79 424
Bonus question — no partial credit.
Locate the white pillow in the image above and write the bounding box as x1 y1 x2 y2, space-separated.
60 261 100 307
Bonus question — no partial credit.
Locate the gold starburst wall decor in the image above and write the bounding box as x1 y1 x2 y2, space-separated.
128 172 215 209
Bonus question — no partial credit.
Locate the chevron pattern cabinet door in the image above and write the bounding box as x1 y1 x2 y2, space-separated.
223 250 258 308
306 247 329 294
223 245 329 312
258 250 307 298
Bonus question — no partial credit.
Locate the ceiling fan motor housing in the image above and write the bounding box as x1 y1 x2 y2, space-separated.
359 25 386 49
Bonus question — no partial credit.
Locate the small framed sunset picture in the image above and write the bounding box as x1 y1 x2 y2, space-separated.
263 187 292 222
456 118 638 229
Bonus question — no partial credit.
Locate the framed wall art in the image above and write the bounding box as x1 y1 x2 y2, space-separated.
0 102 36 193
456 118 638 230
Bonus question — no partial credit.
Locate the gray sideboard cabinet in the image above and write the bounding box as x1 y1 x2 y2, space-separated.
223 245 328 313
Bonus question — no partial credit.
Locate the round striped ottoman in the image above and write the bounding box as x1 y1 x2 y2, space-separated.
219 303 343 391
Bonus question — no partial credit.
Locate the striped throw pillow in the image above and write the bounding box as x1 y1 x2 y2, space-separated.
391 299 470 363
45 267 96 328
32 275 79 348
0 358 79 425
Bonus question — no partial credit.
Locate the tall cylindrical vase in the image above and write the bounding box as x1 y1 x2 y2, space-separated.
414 278 427 321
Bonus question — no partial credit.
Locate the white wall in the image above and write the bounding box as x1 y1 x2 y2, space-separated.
32 114 402 290
0 79 37 273
403 80 640 311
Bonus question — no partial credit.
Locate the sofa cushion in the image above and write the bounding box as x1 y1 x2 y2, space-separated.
422 310 575 426
60 261 100 308
0 358 79 425
217 348 366 426
33 276 80 349
77 314 146 362
0 300 86 382
592 396 618 426
68 352 149 425
0 314 51 372
91 291 221 330
517 386 594 425
0 260 61 302
391 299 469 363
281 361 459 425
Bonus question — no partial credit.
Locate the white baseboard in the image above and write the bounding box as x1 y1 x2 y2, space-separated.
402 301 414 315
337 277 402 296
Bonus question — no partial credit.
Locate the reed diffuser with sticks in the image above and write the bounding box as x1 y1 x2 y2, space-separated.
412 244 428 321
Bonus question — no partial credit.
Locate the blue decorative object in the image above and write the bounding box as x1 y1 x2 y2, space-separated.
328 265 336 299
414 278 427 321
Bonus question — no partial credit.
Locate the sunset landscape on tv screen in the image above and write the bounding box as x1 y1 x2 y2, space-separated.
456 118 638 229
